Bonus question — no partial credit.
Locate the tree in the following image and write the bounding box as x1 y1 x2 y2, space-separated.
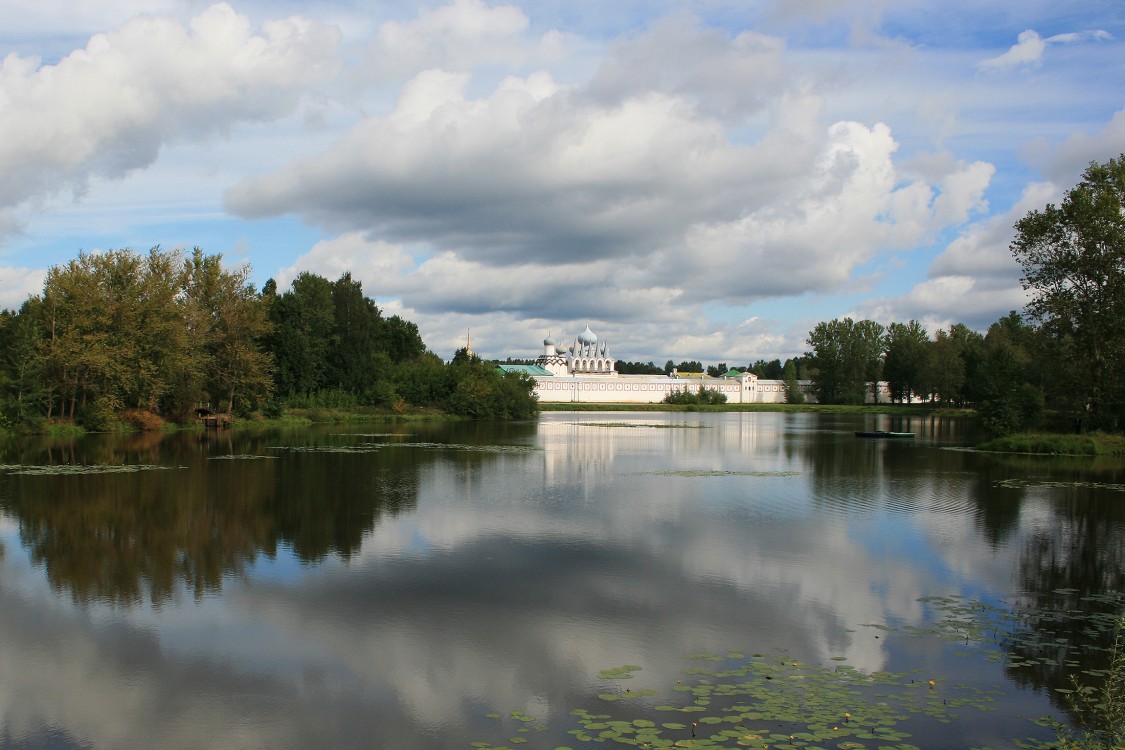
379 314 426 363
806 318 884 404
0 301 49 428
616 360 664 375
747 359 783 379
327 272 382 395
38 248 195 426
976 312 1044 435
182 248 274 416
883 321 930 403
268 272 336 397
1011 154 1125 429
782 359 805 404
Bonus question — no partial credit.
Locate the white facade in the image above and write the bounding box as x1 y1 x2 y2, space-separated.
532 372 817 404
520 325 817 404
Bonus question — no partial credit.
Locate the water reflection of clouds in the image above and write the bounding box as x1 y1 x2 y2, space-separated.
0 414 1070 749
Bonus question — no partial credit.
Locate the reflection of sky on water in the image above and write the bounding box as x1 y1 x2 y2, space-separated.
0 413 1093 749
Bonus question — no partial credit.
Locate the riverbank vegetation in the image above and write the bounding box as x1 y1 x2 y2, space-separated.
0 247 536 433
977 432 1125 457
804 155 1125 439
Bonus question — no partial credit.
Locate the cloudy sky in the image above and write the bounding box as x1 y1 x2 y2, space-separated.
1 0 1122 365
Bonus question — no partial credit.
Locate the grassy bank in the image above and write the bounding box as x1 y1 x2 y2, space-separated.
234 406 460 428
978 432 1125 457
538 401 971 416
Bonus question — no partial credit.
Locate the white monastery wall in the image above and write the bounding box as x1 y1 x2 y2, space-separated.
514 324 894 405
531 374 812 403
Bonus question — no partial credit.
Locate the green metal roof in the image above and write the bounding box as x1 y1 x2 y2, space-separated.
498 364 553 376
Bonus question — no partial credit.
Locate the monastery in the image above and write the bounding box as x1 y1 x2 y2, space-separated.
499 324 816 404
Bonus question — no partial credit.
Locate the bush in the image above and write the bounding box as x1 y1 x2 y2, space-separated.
121 409 164 432
262 399 284 419
662 386 727 406
77 394 125 431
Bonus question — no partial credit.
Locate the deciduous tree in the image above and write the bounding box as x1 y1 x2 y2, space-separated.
1011 154 1125 428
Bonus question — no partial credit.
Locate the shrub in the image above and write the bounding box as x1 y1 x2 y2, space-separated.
662 386 727 406
121 409 164 432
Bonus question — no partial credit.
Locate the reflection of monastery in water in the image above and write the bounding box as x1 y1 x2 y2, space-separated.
499 324 817 404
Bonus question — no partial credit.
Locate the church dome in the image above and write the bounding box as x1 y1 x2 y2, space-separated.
578 324 597 346
543 332 556 346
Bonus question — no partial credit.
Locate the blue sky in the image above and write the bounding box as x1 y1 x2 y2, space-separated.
1 0 1122 365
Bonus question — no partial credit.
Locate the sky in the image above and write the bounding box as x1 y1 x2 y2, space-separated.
1 0 1123 366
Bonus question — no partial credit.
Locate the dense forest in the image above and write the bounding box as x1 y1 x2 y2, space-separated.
0 246 537 432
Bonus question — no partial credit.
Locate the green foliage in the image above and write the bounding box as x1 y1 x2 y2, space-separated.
0 302 49 427
615 360 665 375
782 359 805 404
1056 622 1125 750
883 320 930 403
664 360 704 374
975 312 1045 435
25 246 272 427
0 249 526 429
661 386 727 406
806 318 884 404
269 271 336 397
747 358 783 379
977 432 1125 456
1012 154 1125 430
448 364 538 419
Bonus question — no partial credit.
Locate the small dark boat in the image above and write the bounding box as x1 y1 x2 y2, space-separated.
855 430 914 438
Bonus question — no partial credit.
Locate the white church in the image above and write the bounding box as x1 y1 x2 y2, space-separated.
499 324 816 404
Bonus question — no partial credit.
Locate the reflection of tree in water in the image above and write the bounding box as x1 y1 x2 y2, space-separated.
5 465 277 606
998 473 1125 721
0 424 533 606
271 447 420 563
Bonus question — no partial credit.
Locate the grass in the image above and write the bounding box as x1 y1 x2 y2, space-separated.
539 401 970 415
236 406 459 427
977 432 1125 457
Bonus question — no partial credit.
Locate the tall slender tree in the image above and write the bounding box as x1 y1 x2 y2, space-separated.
883 321 930 404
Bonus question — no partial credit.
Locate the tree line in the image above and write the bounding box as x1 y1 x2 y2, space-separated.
803 312 1044 432
806 155 1125 436
0 247 537 431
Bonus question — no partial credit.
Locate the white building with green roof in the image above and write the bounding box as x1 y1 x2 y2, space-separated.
499 325 816 404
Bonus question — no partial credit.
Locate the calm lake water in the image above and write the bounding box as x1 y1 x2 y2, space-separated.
1 411 1124 750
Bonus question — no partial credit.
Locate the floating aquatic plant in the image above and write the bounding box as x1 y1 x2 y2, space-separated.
579 423 709 430
473 595 1125 749
272 441 537 454
0 463 182 475
641 470 800 478
473 646 1038 750
994 478 1125 491
207 455 276 461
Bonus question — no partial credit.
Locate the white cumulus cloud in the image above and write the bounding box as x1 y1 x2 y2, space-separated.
0 3 340 234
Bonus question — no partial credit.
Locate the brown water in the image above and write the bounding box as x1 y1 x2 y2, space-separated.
1 412 1123 749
